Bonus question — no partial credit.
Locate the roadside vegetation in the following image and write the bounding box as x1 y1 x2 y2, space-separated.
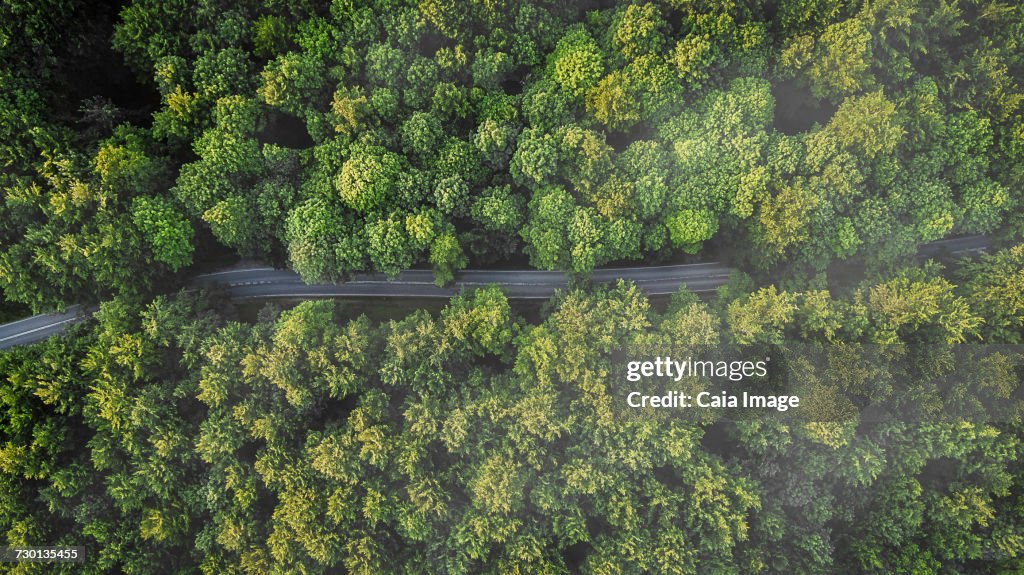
2 246 1024 574
2 0 1023 311
2 2 1024 573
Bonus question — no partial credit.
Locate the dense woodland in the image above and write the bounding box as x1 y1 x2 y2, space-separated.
1 0 1023 310
3 0 1024 573
2 246 1024 573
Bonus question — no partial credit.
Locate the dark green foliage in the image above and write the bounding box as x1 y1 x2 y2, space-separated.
0 2 194 312
131 196 194 271
4 0 1023 301
3 253 1024 573
1 3 1023 572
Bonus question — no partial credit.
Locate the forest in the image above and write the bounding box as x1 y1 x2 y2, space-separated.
2 246 1024 574
2 0 1024 573
1 0 1022 310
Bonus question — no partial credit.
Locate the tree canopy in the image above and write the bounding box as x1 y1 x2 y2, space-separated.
3 247 1024 572
1 0 1022 310
1 3 1023 571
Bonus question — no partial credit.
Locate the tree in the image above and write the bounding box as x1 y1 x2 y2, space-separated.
366 213 415 278
420 0 465 40
666 209 718 254
470 185 525 234
757 180 821 255
404 56 440 108
511 128 561 189
956 244 1024 343
112 0 195 77
473 118 518 169
521 78 574 132
664 76 773 253
285 198 354 283
441 285 516 356
432 176 470 217
549 26 604 99
471 48 514 91
568 206 603 274
784 17 875 100
193 47 253 102
726 285 798 345
400 111 443 159
587 70 640 130
131 196 194 271
336 146 404 212
521 186 575 270
429 228 468 286
330 86 369 136
258 52 327 115
867 272 982 344
672 34 715 88
609 3 667 60
826 90 903 160
775 0 848 37
253 15 291 60
93 127 170 199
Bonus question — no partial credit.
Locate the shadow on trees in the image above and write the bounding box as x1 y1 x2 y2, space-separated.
700 420 737 459
772 78 836 135
259 110 314 149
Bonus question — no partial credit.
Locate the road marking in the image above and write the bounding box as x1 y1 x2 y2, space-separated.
0 316 83 344
0 306 81 329
194 267 277 278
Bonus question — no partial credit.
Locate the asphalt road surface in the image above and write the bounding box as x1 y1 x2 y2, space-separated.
0 235 994 349
915 235 992 259
0 305 91 350
190 261 734 300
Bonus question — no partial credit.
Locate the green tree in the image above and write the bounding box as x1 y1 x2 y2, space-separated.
131 196 194 271
666 209 719 254
957 244 1024 343
784 17 874 100
587 70 640 130
258 52 327 116
521 186 575 270
826 90 903 160
400 111 443 159
470 185 525 234
549 26 604 98
609 3 667 60
366 213 415 277
336 146 404 212
429 228 468 286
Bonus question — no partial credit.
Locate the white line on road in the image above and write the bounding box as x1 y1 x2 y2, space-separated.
193 267 277 278
0 316 82 344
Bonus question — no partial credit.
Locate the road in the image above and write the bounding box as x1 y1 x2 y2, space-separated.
0 235 994 350
915 235 992 259
190 262 734 300
0 305 91 350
